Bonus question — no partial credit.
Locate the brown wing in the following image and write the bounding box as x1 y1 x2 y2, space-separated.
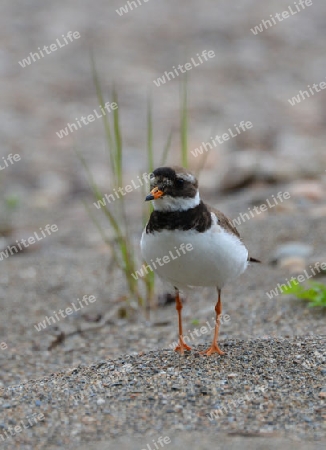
208 205 261 262
208 205 240 238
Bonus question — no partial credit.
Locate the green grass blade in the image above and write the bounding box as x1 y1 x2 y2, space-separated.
147 95 154 173
112 86 123 187
81 199 122 271
90 52 116 183
180 73 188 168
74 147 124 244
160 128 173 167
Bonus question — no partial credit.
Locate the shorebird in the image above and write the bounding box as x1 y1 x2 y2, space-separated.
141 166 259 355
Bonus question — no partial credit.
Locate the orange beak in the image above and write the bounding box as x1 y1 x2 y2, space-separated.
145 186 164 201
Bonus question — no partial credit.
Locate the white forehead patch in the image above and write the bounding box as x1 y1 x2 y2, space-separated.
149 174 157 186
176 172 196 183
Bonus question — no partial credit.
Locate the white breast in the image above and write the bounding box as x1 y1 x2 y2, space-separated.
141 213 248 289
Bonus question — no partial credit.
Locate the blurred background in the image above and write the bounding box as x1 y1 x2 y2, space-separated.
0 0 325 383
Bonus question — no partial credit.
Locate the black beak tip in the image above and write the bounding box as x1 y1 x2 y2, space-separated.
145 194 154 201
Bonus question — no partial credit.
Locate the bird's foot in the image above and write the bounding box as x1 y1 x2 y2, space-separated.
174 336 192 354
200 343 225 356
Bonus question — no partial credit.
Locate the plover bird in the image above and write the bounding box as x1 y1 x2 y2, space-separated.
141 166 259 356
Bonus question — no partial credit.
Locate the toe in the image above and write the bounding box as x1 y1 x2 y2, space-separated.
200 345 225 356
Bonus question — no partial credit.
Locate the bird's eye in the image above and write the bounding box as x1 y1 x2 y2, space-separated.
175 178 184 187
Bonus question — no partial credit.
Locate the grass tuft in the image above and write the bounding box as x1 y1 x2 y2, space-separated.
180 74 188 168
78 61 194 318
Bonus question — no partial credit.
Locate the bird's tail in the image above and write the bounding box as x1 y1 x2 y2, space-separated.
248 256 261 263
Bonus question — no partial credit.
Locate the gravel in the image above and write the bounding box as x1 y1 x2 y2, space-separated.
0 337 325 449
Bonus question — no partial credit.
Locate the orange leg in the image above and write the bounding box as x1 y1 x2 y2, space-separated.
174 289 191 354
200 289 225 356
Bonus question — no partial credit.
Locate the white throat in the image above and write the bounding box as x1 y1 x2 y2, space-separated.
152 191 201 212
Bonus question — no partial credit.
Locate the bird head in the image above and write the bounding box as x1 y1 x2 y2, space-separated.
145 166 200 212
